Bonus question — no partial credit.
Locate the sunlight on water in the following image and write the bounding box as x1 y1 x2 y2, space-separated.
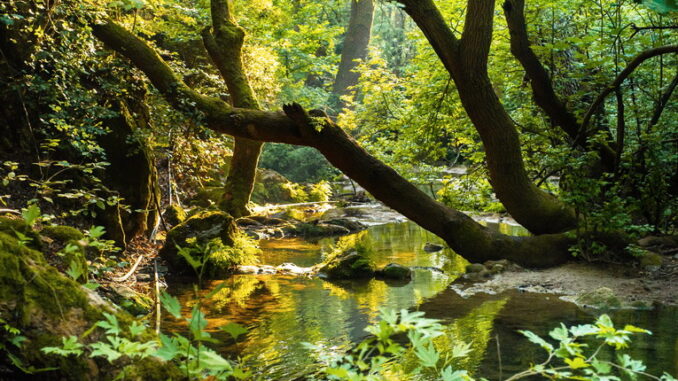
166 220 678 380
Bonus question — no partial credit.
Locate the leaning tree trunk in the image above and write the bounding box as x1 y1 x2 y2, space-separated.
201 0 263 218
331 0 375 112
92 20 579 268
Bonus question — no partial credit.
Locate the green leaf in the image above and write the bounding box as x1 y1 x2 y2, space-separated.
160 291 182 319
565 357 590 369
414 343 439 368
219 322 248 341
519 330 554 352
129 321 146 337
65 260 84 281
591 359 612 374
21 204 41 226
90 342 122 363
549 324 569 341
199 348 233 372
95 312 121 336
154 334 180 361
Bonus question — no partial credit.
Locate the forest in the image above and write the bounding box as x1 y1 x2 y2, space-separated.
0 0 676 379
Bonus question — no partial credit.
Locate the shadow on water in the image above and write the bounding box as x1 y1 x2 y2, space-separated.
166 220 678 380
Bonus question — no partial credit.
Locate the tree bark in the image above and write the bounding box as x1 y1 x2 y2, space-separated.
201 0 263 218
331 0 375 111
398 0 577 234
91 19 577 268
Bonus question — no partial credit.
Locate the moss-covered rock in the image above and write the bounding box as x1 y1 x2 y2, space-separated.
108 285 154 316
159 210 236 274
163 204 187 226
250 169 297 204
318 250 376 280
283 222 351 238
0 230 109 377
638 250 663 269
40 225 85 242
576 287 621 309
0 216 42 251
376 263 412 280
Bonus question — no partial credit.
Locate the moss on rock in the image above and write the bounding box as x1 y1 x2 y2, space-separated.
159 210 236 274
376 263 412 280
576 287 621 309
0 216 42 251
163 204 187 226
40 225 84 242
318 250 376 280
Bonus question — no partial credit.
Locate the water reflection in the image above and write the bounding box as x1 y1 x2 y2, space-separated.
166 220 678 380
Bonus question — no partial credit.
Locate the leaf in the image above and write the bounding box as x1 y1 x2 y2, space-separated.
219 322 248 341
90 342 122 363
199 348 233 372
623 325 651 335
591 359 612 374
549 324 569 341
95 312 120 336
154 334 180 361
232 367 252 379
519 330 554 352
65 260 84 281
565 357 590 369
160 291 182 319
414 343 439 368
441 367 470 381
21 204 41 226
129 321 146 337
87 226 106 239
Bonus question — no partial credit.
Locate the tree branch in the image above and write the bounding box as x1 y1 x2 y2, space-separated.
581 44 678 132
91 18 575 267
502 0 580 140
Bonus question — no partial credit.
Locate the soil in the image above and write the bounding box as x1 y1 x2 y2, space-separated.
451 257 678 307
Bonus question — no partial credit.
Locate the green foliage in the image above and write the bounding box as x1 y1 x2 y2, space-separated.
41 290 251 380
260 144 339 183
308 310 674 381
176 231 260 285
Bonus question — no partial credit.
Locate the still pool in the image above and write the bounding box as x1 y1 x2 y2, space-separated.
166 221 678 380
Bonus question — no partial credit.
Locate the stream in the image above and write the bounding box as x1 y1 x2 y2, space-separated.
166 212 678 380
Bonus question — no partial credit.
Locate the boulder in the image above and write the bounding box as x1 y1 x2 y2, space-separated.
423 243 444 252
163 204 187 226
40 225 84 242
318 251 376 280
0 216 41 250
638 250 664 270
465 263 486 273
159 210 236 274
376 263 412 280
576 287 621 309
322 218 367 232
108 285 154 316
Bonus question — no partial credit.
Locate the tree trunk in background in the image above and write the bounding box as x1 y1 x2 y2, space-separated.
202 0 263 218
398 0 577 234
331 0 375 112
0 6 159 246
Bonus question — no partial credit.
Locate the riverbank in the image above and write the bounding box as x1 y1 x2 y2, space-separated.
451 259 678 307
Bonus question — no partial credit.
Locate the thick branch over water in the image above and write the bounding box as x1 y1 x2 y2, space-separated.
92 19 575 267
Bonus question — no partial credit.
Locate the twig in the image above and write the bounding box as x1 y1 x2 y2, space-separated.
496 334 502 380
0 208 21 215
112 254 144 282
154 259 161 334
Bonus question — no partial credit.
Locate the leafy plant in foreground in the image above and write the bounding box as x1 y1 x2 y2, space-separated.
308 310 677 381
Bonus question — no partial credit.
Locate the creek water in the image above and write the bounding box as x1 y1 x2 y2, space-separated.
167 219 678 380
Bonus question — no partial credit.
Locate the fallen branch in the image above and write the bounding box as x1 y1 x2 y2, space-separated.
112 254 144 282
154 259 161 334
